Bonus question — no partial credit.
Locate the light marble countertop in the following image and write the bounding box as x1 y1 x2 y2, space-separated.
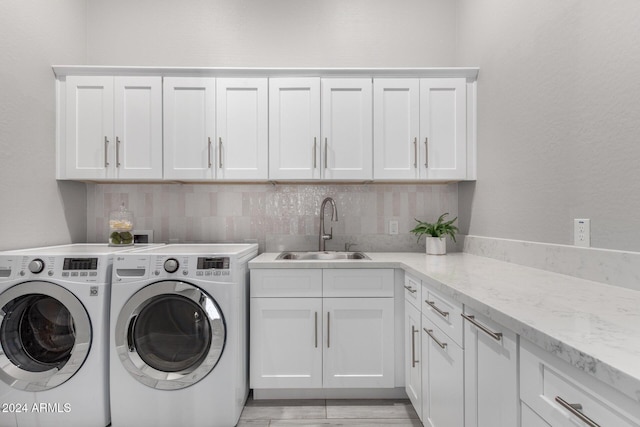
249 251 640 402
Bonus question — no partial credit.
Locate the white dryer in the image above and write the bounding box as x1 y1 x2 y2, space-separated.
0 244 148 427
109 243 258 427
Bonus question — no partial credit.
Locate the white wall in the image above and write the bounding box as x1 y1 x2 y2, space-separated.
0 1 87 250
456 0 640 251
86 0 457 67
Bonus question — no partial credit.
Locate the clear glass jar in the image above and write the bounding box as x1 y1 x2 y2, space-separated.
108 203 134 246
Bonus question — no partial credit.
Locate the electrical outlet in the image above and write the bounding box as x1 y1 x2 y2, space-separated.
574 219 590 247
389 220 399 235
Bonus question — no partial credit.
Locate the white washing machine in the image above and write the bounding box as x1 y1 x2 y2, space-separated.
0 244 154 427
109 243 258 427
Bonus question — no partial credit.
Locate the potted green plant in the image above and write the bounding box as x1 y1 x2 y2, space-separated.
410 213 459 255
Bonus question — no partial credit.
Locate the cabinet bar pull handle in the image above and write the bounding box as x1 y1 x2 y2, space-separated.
404 285 417 294
314 312 318 348
411 325 419 367
424 328 447 349
555 396 601 427
424 137 429 168
413 137 418 168
425 300 449 318
327 311 330 348
313 137 317 169
116 137 121 167
208 137 213 168
461 314 503 341
104 137 110 167
324 138 328 169
218 137 223 168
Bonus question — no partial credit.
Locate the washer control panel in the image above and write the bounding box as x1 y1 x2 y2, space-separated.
0 256 107 283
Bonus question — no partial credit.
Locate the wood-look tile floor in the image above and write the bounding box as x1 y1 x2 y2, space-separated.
237 396 422 427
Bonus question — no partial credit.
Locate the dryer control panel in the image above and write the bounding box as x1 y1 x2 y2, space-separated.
114 254 237 283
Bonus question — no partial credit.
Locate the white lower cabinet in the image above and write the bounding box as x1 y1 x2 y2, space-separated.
404 298 422 415
520 338 640 427
421 315 464 427
250 268 395 391
463 307 519 427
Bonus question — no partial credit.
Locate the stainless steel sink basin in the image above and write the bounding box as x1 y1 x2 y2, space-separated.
275 251 371 260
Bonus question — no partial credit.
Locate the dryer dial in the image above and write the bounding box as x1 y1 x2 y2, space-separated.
164 258 179 273
28 259 45 274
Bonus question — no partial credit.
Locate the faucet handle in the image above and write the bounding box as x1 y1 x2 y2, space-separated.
345 242 357 251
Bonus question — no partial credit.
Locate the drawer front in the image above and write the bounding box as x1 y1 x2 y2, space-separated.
250 269 322 297
323 269 394 297
421 283 463 347
404 273 422 308
520 339 640 427
521 402 551 427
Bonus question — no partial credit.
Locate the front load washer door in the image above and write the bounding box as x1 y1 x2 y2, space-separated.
115 280 226 390
0 281 92 391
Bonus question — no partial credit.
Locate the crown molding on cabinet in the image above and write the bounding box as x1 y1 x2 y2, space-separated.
52 66 479 80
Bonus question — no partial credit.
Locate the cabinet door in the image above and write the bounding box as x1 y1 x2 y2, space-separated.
463 307 519 427
250 298 322 389
163 77 216 180
420 78 467 180
64 76 114 180
405 300 422 418
269 78 321 180
216 78 268 180
323 297 394 388
321 79 373 180
373 79 420 180
114 76 162 180
422 316 463 427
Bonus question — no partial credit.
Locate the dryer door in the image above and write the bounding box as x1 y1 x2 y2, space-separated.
0 281 92 391
115 280 225 390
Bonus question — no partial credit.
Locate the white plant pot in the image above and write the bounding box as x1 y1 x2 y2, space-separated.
426 236 447 255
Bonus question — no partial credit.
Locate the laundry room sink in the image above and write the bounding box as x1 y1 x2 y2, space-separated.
275 251 371 260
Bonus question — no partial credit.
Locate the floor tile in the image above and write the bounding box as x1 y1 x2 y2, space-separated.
239 398 327 421
269 419 423 426
325 399 419 420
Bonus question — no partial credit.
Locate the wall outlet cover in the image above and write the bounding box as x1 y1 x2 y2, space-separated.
573 219 590 248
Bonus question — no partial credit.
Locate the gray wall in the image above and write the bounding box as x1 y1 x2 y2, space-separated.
0 1 87 250
86 0 457 67
456 0 640 251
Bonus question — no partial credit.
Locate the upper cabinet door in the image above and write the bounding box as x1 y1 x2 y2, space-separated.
420 78 467 180
321 79 373 180
269 78 321 180
216 78 268 180
373 79 420 180
163 77 216 180
114 77 163 180
64 76 114 180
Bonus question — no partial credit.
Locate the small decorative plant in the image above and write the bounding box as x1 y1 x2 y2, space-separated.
410 213 458 255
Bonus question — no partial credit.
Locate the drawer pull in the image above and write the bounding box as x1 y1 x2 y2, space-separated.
425 300 449 318
423 328 447 349
404 285 417 294
461 314 502 341
555 396 601 427
411 325 419 367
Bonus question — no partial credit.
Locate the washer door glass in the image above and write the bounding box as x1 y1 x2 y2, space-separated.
115 281 225 390
0 282 91 391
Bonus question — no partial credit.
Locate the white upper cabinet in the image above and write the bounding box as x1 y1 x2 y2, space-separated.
216 78 268 180
269 78 373 180
373 79 420 180
62 76 161 180
321 78 373 180
420 78 467 180
163 77 216 180
269 78 321 180
373 78 468 180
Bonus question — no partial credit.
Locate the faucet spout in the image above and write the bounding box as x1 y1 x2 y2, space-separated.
319 197 339 251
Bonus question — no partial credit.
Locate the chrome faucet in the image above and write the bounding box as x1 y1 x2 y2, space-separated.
319 197 338 251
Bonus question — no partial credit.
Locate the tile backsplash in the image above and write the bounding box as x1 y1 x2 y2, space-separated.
87 183 458 253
